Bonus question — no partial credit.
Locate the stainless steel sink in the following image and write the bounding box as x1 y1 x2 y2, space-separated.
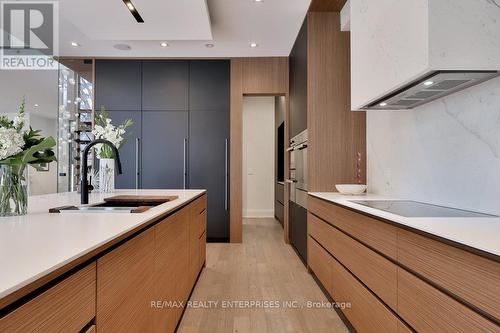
49 195 178 214
57 206 141 213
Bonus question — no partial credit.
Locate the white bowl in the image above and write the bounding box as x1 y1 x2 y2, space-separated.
335 184 367 195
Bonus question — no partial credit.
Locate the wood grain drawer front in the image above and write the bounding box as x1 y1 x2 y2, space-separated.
308 213 398 310
97 228 155 333
398 229 500 320
84 325 96 333
308 196 397 259
308 236 333 295
190 195 207 238
0 263 96 333
330 255 400 333
190 195 207 219
398 268 499 333
199 231 206 271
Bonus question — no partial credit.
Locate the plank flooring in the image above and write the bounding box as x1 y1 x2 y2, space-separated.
178 218 348 333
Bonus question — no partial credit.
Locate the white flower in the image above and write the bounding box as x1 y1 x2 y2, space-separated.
0 127 24 160
91 119 126 158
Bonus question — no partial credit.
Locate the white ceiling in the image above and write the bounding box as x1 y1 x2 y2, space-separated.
57 0 311 57
60 0 212 41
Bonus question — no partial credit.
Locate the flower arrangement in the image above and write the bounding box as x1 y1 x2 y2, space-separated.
0 98 57 216
92 106 133 159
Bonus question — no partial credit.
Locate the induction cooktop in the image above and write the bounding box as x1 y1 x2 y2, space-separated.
350 200 496 218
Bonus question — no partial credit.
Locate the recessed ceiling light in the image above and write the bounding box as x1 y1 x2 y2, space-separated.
122 0 144 23
114 43 132 51
71 42 79 47
379 102 388 107
160 42 168 47
205 43 214 48
34 104 39 108
253 0 263 2
250 42 258 48
423 81 434 86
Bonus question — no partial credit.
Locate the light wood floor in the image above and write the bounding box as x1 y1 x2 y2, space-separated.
178 218 349 333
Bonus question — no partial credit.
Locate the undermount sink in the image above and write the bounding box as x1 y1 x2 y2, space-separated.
49 195 179 214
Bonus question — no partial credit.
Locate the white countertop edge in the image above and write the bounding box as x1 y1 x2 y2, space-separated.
0 189 206 302
308 192 500 258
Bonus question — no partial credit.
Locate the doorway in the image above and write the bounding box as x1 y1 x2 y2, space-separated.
242 96 285 225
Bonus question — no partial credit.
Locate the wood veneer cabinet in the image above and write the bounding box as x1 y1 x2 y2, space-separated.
308 195 398 259
0 263 96 333
96 195 206 333
154 207 190 332
96 228 155 332
308 212 398 309
307 195 500 332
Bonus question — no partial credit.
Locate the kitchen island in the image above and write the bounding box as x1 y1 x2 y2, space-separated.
0 189 206 332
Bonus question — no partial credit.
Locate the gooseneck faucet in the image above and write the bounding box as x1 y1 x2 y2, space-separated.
81 139 123 204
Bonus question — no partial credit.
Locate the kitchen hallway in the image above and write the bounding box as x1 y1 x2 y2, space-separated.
178 218 348 333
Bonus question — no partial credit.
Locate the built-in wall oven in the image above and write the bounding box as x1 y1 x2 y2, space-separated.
287 130 308 264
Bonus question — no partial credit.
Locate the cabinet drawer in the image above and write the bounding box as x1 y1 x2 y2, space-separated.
199 231 206 271
308 236 333 294
0 263 96 333
308 213 398 310
308 196 397 259
330 255 401 333
190 195 207 238
397 268 498 332
398 229 500 320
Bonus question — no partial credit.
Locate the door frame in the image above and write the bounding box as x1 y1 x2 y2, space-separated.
229 59 290 243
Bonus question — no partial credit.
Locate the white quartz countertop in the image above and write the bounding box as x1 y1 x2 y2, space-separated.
0 189 205 305
309 192 500 258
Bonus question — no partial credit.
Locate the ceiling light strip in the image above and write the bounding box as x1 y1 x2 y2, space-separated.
122 0 144 23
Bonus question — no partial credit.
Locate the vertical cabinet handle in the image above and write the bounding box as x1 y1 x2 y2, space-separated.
183 138 187 189
225 138 228 211
135 138 140 189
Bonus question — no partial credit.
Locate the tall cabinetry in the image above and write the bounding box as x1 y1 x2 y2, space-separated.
95 60 230 241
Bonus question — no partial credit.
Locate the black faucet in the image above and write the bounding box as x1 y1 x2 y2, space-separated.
81 139 123 204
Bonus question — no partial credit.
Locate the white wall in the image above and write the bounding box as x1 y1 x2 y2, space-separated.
367 77 500 215
28 115 58 195
243 97 275 218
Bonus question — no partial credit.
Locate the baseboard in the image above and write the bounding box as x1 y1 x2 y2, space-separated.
243 209 275 218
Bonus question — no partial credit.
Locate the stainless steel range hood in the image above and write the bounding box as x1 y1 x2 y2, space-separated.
362 71 500 110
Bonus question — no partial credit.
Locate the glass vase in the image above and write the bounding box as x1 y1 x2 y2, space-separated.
99 158 115 193
0 165 28 217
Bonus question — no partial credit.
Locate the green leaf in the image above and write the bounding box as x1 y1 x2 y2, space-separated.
20 136 57 165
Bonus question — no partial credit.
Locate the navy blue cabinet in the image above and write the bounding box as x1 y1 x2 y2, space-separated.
189 61 230 111
107 110 142 189
141 111 188 189
95 60 142 111
95 59 230 241
142 61 189 111
189 109 229 240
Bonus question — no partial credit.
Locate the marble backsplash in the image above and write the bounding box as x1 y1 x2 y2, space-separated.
367 76 500 215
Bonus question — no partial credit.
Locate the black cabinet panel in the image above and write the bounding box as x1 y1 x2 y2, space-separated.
275 201 284 226
276 182 284 205
290 201 307 264
189 109 229 240
95 60 142 111
107 111 142 189
141 111 188 189
289 18 308 139
142 61 189 111
189 60 230 111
